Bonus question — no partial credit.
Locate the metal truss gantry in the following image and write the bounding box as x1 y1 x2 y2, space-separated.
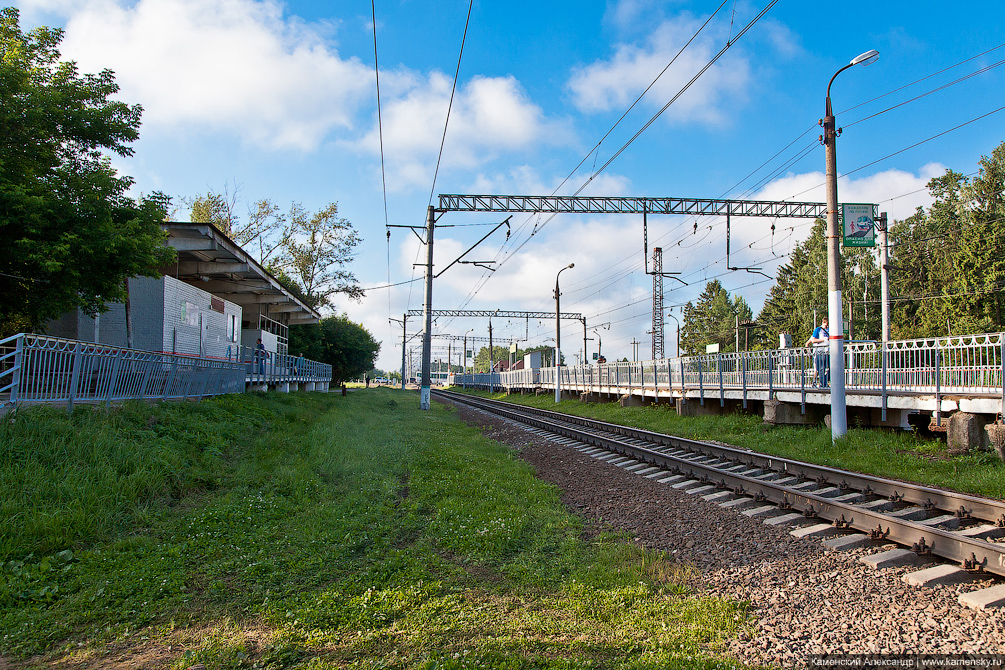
438 194 829 218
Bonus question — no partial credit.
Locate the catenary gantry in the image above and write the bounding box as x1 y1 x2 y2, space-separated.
437 194 829 218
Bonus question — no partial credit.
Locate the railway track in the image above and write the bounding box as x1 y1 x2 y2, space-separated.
434 389 1005 599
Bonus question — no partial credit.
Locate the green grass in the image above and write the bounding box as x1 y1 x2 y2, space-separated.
0 389 755 669
451 389 1005 501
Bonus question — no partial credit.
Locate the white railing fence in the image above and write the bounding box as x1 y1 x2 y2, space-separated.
1 333 332 409
453 332 1005 411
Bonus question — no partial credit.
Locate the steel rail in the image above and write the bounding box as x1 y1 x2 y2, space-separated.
442 391 1005 524
434 390 1005 577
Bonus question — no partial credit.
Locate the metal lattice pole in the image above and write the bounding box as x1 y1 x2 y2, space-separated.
652 247 664 360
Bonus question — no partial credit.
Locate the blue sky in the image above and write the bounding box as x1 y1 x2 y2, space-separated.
13 0 1005 371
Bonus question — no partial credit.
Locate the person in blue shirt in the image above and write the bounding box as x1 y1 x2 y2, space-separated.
805 318 829 387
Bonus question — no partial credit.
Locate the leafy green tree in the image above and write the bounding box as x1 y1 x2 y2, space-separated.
0 8 175 334
289 315 379 385
757 218 881 346
285 202 364 309
680 280 752 355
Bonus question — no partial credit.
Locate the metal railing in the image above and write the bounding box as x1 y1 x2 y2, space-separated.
453 332 1005 413
1 333 332 409
233 344 331 388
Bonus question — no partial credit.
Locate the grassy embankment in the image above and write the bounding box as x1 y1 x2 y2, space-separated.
1 389 753 669
452 389 1005 501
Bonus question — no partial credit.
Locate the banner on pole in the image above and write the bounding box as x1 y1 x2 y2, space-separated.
842 203 876 247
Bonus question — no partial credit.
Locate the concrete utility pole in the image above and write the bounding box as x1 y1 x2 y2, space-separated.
823 48 879 440
420 206 435 410
555 263 574 403
878 211 890 342
390 315 408 389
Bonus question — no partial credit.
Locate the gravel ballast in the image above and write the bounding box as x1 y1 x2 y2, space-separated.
442 398 1005 667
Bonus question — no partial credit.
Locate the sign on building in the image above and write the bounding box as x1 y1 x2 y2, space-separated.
842 203 876 247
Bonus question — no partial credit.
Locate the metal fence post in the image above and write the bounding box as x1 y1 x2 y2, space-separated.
698 357 704 406
768 352 774 401
799 351 806 415
679 358 686 406
881 342 888 423
717 354 724 407
67 342 83 412
741 352 747 409
10 335 24 405
935 345 942 427
107 348 124 406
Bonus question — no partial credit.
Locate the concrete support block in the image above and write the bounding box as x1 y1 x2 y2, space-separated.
790 523 841 539
822 534 873 551
867 407 912 430
277 382 290 393
619 393 645 407
305 382 316 392
902 564 977 587
959 584 1005 610
986 423 1005 462
948 412 990 452
860 548 926 569
763 399 819 426
675 398 697 416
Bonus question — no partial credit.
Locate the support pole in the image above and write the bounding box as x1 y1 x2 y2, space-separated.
420 205 435 410
824 92 848 439
400 315 408 389
879 211 890 343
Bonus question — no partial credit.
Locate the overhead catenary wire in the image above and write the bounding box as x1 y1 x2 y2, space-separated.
453 2 776 312
371 0 392 322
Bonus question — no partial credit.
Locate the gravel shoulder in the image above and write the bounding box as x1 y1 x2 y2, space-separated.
441 398 1005 668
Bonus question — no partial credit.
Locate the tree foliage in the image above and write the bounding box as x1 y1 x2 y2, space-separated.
0 8 175 333
755 219 880 347
188 190 362 311
680 280 752 355
288 315 379 385
887 143 1005 337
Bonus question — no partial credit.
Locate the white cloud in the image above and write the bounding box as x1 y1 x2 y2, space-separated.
567 15 751 126
354 72 571 191
28 0 373 151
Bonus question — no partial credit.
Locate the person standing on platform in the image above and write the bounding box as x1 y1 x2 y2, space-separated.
805 318 830 387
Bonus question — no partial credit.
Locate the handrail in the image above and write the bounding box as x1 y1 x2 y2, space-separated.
1 333 333 408
452 332 1005 412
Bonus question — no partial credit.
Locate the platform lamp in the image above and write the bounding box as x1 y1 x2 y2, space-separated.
823 49 879 440
555 262 575 403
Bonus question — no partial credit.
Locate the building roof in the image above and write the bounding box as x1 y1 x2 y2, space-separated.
160 222 319 325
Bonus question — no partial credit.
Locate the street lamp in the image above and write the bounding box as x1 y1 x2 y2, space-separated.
593 328 603 361
666 310 680 358
824 48 878 440
555 262 575 402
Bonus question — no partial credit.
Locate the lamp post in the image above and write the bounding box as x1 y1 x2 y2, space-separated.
666 311 680 358
823 49 878 440
593 328 603 361
555 263 575 402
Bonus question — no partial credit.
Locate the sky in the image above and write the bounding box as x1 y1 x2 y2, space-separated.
12 0 1005 372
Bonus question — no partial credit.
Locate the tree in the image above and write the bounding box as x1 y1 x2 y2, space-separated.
289 315 380 385
680 280 752 355
757 218 880 345
188 186 291 267
0 8 175 334
285 202 364 309
187 192 362 311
